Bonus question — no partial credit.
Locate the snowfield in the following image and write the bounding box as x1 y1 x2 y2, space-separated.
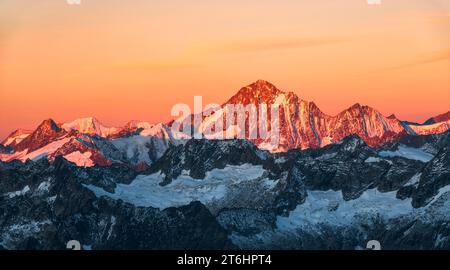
6 186 30 199
63 151 94 167
229 186 450 249
378 145 434 162
276 189 413 230
84 164 278 211
0 137 71 162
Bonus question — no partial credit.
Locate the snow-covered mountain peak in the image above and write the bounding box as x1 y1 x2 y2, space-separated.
1 81 449 164
62 117 119 137
226 80 285 105
424 111 450 125
123 120 153 130
62 116 101 132
11 119 66 153
139 123 171 138
40 119 62 132
1 129 33 147
195 80 412 151
387 114 398 120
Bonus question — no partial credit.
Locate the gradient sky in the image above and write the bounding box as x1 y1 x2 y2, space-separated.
1 0 449 139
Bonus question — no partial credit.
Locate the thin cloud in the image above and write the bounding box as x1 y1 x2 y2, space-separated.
212 37 350 53
357 48 450 79
101 36 349 71
389 48 450 71
108 59 198 71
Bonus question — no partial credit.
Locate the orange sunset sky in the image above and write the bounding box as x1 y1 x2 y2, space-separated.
0 0 449 139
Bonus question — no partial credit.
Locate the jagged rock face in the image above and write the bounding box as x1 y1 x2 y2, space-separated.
230 133 449 250
1 129 32 148
48 137 112 166
394 131 450 155
406 111 450 136
409 121 450 136
49 156 138 192
412 140 450 208
277 136 422 200
86 136 127 163
271 166 307 215
0 144 12 155
110 124 177 166
0 129 127 167
226 80 284 104
14 119 66 153
1 81 448 167
217 209 277 236
149 138 277 184
0 157 234 250
95 200 233 250
325 104 405 146
0 132 450 249
198 80 408 152
424 111 450 125
0 78 449 250
106 120 145 139
0 118 177 168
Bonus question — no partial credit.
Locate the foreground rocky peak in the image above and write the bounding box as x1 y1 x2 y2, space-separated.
2 130 450 249
149 138 276 185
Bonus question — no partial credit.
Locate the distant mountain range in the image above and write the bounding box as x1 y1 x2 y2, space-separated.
1 80 450 250
1 80 449 167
